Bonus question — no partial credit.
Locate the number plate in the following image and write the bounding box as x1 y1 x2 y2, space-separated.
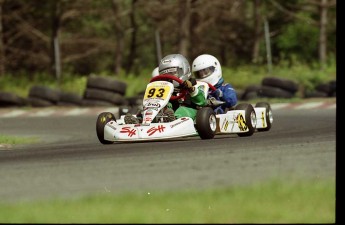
143 81 173 101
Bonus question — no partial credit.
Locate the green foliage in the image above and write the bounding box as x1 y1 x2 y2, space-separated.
0 178 335 223
222 65 267 91
276 15 319 63
0 0 336 76
272 58 336 93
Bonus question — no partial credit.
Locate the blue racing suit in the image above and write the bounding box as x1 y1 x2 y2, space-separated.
209 78 237 114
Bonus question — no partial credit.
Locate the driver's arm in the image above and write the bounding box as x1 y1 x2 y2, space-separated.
182 80 207 107
190 86 207 106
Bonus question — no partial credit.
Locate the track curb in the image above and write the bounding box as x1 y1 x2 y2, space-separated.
0 101 336 118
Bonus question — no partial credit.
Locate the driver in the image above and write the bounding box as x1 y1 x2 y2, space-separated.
192 54 238 114
158 53 208 120
124 54 207 124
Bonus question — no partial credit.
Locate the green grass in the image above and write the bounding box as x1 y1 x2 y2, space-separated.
0 177 335 223
0 135 39 147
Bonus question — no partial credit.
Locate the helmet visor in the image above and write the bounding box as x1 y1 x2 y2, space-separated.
159 67 183 77
193 66 215 79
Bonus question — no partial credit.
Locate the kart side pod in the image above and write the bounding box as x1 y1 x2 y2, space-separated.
214 102 272 137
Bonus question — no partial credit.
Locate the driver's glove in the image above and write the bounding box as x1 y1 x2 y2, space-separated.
182 80 195 93
207 97 217 106
207 97 225 106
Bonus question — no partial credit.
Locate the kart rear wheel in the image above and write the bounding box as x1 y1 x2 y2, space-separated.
235 103 256 137
96 112 115 144
255 102 273 131
195 107 217 139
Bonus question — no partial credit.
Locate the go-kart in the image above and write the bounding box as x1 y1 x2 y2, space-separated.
96 74 273 143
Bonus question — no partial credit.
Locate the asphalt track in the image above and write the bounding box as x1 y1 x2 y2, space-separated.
0 102 336 203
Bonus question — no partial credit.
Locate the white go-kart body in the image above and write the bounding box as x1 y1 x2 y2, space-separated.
96 75 273 143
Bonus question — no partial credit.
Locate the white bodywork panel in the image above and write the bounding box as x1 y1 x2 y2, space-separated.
216 110 249 133
254 107 268 129
104 117 197 142
215 107 268 134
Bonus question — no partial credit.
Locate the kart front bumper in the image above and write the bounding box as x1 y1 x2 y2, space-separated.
104 117 198 142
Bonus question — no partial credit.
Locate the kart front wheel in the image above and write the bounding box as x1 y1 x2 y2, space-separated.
195 107 217 139
96 112 115 144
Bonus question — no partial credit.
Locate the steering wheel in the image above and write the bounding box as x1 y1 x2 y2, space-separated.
150 74 187 101
150 74 217 101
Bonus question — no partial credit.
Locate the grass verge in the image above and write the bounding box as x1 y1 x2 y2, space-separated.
0 177 335 223
0 135 39 149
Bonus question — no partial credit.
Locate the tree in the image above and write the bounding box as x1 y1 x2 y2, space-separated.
267 0 336 66
125 0 138 75
252 0 262 64
178 0 191 58
0 0 336 77
0 0 4 76
50 0 62 84
317 0 336 69
111 0 125 75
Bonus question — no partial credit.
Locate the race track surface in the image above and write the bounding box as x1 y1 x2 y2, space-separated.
0 101 336 203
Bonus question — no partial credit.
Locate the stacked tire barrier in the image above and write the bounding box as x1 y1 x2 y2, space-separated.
304 80 336 98
0 75 129 108
0 75 336 108
28 85 61 107
57 91 83 106
82 75 128 107
0 91 28 107
27 85 83 107
260 77 299 98
242 77 299 100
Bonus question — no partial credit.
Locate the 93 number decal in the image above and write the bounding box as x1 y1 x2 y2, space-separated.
146 88 165 98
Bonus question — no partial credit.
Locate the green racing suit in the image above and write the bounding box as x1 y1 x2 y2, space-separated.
168 85 207 121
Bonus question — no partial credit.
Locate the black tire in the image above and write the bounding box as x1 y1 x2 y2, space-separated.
236 89 245 100
195 107 217 140
28 85 60 103
28 97 55 107
87 76 127 95
315 82 336 97
0 91 27 107
260 86 294 98
235 103 256 137
242 90 259 100
244 84 262 93
242 85 262 100
303 90 328 98
83 88 126 105
255 102 273 132
96 112 115 144
59 91 83 105
329 80 336 96
262 77 299 94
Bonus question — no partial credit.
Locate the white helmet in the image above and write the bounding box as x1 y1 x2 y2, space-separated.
158 54 191 86
192 54 222 86
151 67 159 77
